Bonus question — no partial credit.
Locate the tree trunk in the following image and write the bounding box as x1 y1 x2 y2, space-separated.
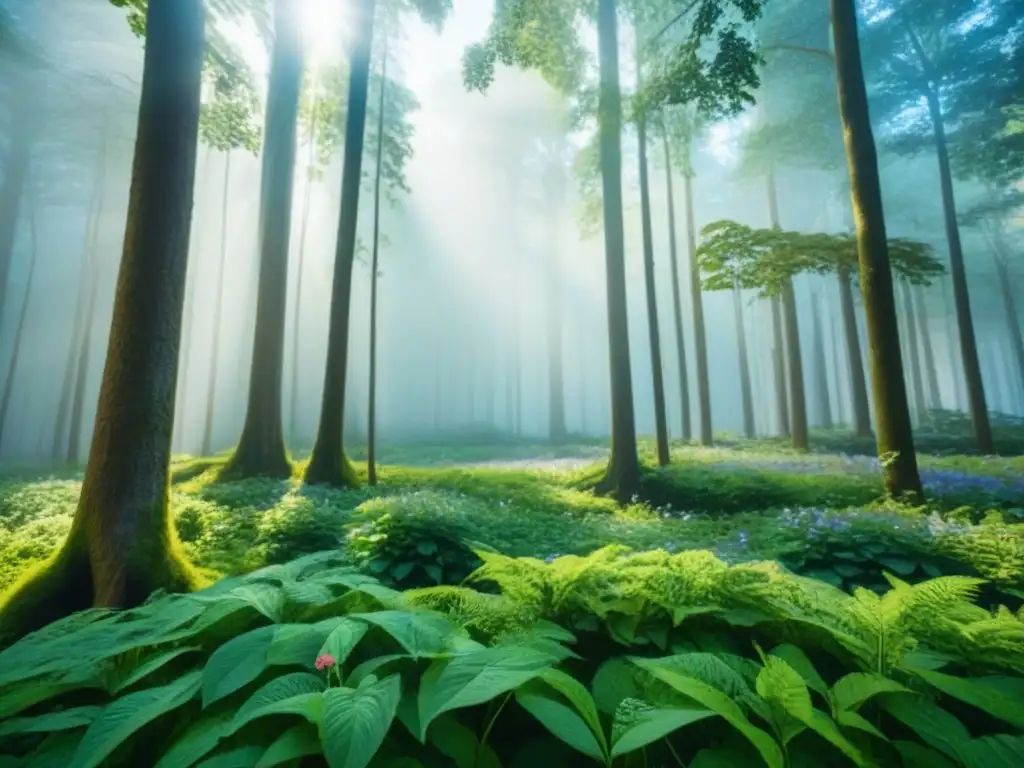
733 281 755 437
925 89 991 451
828 304 846 427
0 188 38 447
811 291 832 429
367 41 387 486
66 267 102 465
837 268 871 434
226 0 304 478
662 132 691 441
289 98 318 447
305 0 376 486
781 278 809 451
942 279 965 411
913 285 941 411
685 172 713 446
830 0 921 498
593 0 640 499
0 0 206 638
899 279 928 424
546 169 567 445
200 153 232 456
993 252 1024 407
636 85 670 465
0 83 34 323
766 171 791 438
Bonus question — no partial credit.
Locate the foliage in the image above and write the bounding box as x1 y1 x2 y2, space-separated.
346 494 484 590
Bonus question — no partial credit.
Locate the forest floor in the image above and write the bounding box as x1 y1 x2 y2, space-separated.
2 414 1023 599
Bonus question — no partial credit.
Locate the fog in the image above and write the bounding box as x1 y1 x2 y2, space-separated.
0 0 1020 464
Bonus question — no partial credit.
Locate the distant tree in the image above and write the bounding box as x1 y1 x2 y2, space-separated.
0 0 206 637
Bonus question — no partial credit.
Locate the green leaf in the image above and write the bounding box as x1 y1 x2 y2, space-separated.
756 656 813 722
23 732 83 768
318 619 370 668
770 645 828 697
348 654 409 687
195 746 265 768
610 700 715 758
416 541 438 556
801 709 871 767
877 556 917 576
591 657 643 715
391 562 416 581
268 620 344 667
202 625 276 707
113 647 201 693
535 668 607 755
321 675 402 768
417 645 558 740
957 735 1024 768
0 705 101 737
154 712 233 768
351 610 457 658
516 683 606 761
255 723 322 767
892 741 960 768
71 671 201 768
424 564 443 584
830 672 910 713
835 710 886 741
911 669 1024 729
426 713 501 768
883 694 970 761
232 672 325 732
630 658 784 768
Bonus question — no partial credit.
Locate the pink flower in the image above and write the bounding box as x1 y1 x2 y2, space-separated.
315 653 337 671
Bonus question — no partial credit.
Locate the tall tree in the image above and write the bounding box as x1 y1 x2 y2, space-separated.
733 280 756 437
810 291 832 430
0 0 206 637
830 0 922 498
225 0 304 478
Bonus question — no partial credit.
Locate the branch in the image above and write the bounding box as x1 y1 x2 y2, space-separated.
761 44 834 63
648 0 702 46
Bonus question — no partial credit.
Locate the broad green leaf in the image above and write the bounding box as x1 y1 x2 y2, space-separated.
255 723 322 767
154 712 233 768
195 746 265 768
611 700 715 758
21 731 82 768
321 675 402 768
591 657 643 715
757 656 813 722
72 670 201 768
536 668 607 755
281 579 335 611
202 625 276 707
835 710 886 741
831 672 910 713
0 705 101 737
892 740 959 768
318 619 370 668
113 648 201 693
348 654 409 687
883 694 970 761
0 679 100 719
417 645 558 740
232 672 325 732
392 562 416 581
770 645 828 697
801 709 870 767
516 684 606 761
957 734 1024 768
267 620 344 667
528 620 576 644
426 713 501 768
630 657 784 768
351 611 457 658
911 669 1024 729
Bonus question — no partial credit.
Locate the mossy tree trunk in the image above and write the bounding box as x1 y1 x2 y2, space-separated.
810 291 832 430
781 278 808 451
685 172 713 446
899 279 928 424
766 171 791 439
305 0 376 486
201 152 232 456
593 0 641 500
0 188 37 446
0 0 206 639
913 285 941 411
226 0 304 479
836 266 872 435
830 0 922 499
367 39 388 486
662 132 691 441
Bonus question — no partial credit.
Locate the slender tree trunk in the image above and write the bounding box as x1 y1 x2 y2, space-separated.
913 285 941 411
993 252 1024 405
593 0 640 499
305 0 376 486
635 73 670 465
200 153 232 456
0 0 205 638
830 0 922 498
733 281 755 437
685 172 712 446
0 84 34 323
66 268 102 465
899 279 928 424
367 41 388 486
662 132 691 441
546 168 567 444
781 278 809 451
836 267 871 435
924 90 991 451
811 291 833 429
227 0 304 478
0 188 38 447
942 279 965 411
289 97 318 447
766 171 791 438
829 305 846 427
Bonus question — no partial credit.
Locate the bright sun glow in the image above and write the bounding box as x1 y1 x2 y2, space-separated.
298 0 349 67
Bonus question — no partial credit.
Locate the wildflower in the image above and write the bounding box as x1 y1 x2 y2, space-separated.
315 654 337 671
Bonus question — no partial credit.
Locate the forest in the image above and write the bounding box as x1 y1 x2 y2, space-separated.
0 0 1022 765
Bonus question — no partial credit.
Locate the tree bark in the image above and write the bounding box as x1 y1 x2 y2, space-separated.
836 267 871 435
367 41 387 486
733 281 755 437
925 89 992 452
685 172 713 446
0 79 35 324
810 291 832 429
662 131 691 441
899 279 928 424
913 285 941 411
830 0 922 498
993 250 1024 409
305 0 376 486
200 153 232 456
0 187 37 448
766 171 791 439
593 0 641 500
226 0 304 478
781 278 809 451
0 0 206 638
